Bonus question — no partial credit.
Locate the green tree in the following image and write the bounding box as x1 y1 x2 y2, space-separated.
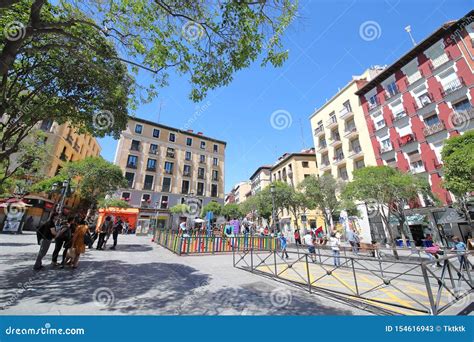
170 204 190 215
239 192 272 224
201 201 223 218
298 174 342 233
0 0 297 164
441 130 474 227
222 203 242 220
286 188 311 229
32 157 127 206
98 198 130 209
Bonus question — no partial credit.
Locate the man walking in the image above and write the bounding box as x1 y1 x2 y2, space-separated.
34 213 58 270
304 231 316 262
51 217 73 266
329 232 341 267
97 216 112 250
348 228 360 255
110 219 123 250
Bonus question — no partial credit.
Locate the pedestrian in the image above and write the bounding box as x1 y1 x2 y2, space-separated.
278 233 289 259
425 243 442 268
329 232 341 266
110 219 123 250
348 228 360 255
60 216 78 267
33 213 59 270
451 236 467 269
51 217 73 266
123 221 129 235
264 226 269 236
304 231 316 262
69 219 89 268
96 216 112 250
294 229 302 245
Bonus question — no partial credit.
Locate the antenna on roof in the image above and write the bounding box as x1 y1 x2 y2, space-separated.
157 99 163 124
299 118 306 149
405 25 417 47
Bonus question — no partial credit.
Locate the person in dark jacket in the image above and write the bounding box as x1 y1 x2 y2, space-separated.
51 217 73 265
110 219 123 250
34 213 59 270
97 216 112 250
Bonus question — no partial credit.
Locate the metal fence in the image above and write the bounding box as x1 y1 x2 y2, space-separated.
233 244 473 315
154 230 280 255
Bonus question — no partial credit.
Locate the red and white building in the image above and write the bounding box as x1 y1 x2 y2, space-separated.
356 10 474 205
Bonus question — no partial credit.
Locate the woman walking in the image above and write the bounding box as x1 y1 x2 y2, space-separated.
329 232 341 267
70 220 89 268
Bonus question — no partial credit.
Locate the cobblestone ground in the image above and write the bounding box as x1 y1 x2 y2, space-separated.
0 232 371 315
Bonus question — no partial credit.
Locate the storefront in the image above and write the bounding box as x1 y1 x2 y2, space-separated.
97 207 139 233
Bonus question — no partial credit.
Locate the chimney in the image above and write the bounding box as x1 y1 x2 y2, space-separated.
187 129 193 133
197 132 203 135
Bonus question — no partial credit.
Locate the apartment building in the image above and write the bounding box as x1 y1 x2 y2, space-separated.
114 117 226 228
270 148 323 230
249 165 272 195
310 68 383 181
229 181 251 204
356 11 474 205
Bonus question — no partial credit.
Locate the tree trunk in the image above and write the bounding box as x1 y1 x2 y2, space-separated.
380 208 399 259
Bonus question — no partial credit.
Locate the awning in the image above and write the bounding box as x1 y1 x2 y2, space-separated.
437 208 467 224
390 213 427 225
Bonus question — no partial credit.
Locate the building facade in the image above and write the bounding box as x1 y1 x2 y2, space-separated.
114 117 226 230
249 165 272 195
229 181 251 205
270 148 323 231
310 68 383 181
356 12 474 205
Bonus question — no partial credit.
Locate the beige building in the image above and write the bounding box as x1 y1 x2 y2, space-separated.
114 117 226 230
309 68 383 181
230 181 251 205
270 148 323 231
249 165 271 195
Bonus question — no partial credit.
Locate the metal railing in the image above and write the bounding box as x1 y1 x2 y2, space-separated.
233 244 473 315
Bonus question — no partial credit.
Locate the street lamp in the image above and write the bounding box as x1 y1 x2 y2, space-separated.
51 178 74 216
270 183 277 233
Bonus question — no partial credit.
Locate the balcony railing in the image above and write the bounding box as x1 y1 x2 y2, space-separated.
429 51 451 71
146 166 156 172
333 153 345 163
374 120 386 131
164 169 173 174
183 171 191 177
392 110 407 122
149 149 158 155
348 146 363 158
326 116 338 128
410 164 426 174
384 88 400 101
314 125 325 136
130 144 140 152
126 163 137 169
368 98 380 110
339 107 353 120
143 184 153 190
344 126 358 138
166 151 175 158
398 134 416 147
198 174 205 180
423 121 445 136
441 77 465 97
318 141 328 151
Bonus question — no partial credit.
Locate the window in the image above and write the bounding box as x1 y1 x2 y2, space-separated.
162 178 171 192
211 184 218 197
302 161 309 168
375 118 386 130
135 124 143 134
40 119 53 131
186 137 193 146
127 155 138 168
121 192 130 200
164 161 173 174
386 81 399 97
143 175 154 190
200 155 206 163
197 182 204 196
147 158 157 171
142 194 151 204
198 167 205 179
213 157 218 166
213 144 218 153
354 159 365 170
185 151 192 161
153 128 160 138
338 166 348 180
368 94 378 108
200 141 206 149
418 93 432 107
183 165 191 177
149 143 158 154
304 174 311 178
169 132 176 142
166 147 175 158
181 180 190 194
125 172 135 188
160 195 169 209
453 99 472 112
130 140 140 151
424 115 440 126
212 170 219 181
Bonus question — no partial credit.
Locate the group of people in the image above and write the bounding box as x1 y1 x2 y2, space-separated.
33 214 125 271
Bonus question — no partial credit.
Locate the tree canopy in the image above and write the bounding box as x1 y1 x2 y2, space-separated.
222 203 242 220
201 201 223 218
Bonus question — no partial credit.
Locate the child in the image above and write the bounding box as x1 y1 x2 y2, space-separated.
452 236 467 269
329 233 341 266
278 233 289 259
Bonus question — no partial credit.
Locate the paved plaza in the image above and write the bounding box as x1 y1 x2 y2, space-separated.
0 232 373 316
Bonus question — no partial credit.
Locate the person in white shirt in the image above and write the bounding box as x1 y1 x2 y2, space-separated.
303 232 316 262
329 232 341 266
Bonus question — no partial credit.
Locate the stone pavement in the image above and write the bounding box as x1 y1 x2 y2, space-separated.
0 232 370 315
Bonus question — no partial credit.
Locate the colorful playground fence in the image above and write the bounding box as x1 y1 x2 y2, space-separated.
154 229 280 255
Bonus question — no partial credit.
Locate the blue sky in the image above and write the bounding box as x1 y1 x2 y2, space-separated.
98 0 472 193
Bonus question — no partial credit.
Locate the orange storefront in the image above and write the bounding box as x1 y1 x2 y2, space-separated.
97 207 139 231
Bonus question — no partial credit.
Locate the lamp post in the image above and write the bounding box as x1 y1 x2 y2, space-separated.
52 178 74 217
270 183 277 233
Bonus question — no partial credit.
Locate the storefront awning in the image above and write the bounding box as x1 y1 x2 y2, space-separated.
389 213 427 225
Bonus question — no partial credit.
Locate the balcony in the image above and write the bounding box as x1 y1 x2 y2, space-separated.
59 152 68 161
339 107 354 120
65 135 73 145
320 161 331 171
126 163 137 169
326 116 338 129
146 166 156 172
423 121 446 137
398 134 416 147
368 98 381 111
333 153 345 166
73 143 80 152
429 52 451 71
348 146 363 159
143 184 153 190
318 141 328 152
392 110 408 122
314 125 325 137
164 169 173 175
212 176 219 182
149 148 158 155
329 136 342 147
380 144 393 154
384 88 400 101
406 71 422 86
183 171 191 177
343 126 358 139
441 77 465 97
130 145 140 152
374 120 386 131
197 174 205 180
410 163 426 174
166 151 175 158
